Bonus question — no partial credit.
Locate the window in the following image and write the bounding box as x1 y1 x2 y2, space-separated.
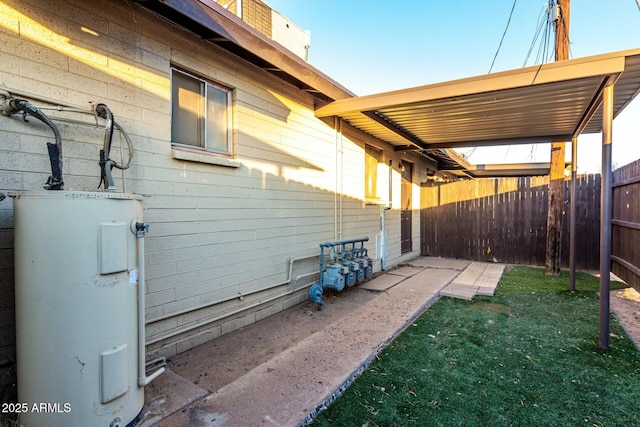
171 67 232 155
365 144 381 200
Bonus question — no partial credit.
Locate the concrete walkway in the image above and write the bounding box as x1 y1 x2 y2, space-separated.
139 257 504 427
441 262 505 299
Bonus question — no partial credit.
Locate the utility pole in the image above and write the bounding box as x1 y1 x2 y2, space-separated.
545 0 570 275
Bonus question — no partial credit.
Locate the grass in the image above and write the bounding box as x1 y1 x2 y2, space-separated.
311 267 639 426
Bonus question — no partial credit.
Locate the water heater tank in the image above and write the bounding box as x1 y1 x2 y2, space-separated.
12 191 145 427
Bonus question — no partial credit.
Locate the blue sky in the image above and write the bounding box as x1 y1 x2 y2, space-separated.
265 0 640 172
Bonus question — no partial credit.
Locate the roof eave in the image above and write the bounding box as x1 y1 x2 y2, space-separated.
133 0 355 102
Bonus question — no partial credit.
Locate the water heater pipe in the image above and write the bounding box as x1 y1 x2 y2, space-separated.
134 222 165 387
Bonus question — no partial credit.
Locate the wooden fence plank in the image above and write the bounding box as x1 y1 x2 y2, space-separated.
420 174 601 270
612 159 640 290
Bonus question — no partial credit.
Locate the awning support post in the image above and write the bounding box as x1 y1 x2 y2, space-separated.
569 136 578 292
599 83 614 350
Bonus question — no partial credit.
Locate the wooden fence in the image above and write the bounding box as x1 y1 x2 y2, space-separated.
612 159 640 290
420 175 601 269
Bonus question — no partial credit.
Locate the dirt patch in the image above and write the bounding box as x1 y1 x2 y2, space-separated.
168 287 378 392
610 287 640 349
473 301 512 316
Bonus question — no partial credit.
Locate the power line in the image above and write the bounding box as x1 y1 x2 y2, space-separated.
489 0 518 73
523 0 574 67
522 0 577 68
532 1 554 65
543 1 555 63
523 4 550 66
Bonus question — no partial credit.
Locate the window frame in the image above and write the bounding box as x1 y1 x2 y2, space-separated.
170 66 234 156
365 143 382 202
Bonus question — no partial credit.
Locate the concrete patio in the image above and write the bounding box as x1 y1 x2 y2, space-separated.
138 257 504 427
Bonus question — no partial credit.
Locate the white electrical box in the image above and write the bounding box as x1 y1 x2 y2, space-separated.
98 221 128 274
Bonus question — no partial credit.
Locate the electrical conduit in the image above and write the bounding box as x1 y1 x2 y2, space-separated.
2 97 63 189
1 88 133 192
144 254 320 346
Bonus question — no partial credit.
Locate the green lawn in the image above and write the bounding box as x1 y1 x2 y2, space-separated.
311 267 639 426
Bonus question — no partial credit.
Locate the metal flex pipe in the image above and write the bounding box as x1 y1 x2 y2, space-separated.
135 222 165 386
95 103 117 190
1 87 133 192
3 98 64 189
47 105 133 191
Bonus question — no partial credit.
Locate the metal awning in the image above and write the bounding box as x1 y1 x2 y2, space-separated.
446 162 558 178
317 49 640 349
434 149 560 178
315 49 640 154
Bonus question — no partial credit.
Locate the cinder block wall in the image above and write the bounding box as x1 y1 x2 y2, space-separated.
0 0 426 382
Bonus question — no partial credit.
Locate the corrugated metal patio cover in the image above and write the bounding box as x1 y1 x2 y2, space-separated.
315 49 640 151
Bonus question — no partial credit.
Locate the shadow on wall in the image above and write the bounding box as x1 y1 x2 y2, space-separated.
0 0 423 402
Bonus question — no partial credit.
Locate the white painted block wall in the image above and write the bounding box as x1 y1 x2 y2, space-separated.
0 0 428 359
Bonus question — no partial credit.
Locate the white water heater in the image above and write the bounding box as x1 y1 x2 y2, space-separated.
12 191 148 427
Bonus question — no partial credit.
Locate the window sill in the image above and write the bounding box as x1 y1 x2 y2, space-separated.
171 148 241 168
365 198 389 206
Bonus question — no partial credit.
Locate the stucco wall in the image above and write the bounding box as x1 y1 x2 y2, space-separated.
0 0 428 374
